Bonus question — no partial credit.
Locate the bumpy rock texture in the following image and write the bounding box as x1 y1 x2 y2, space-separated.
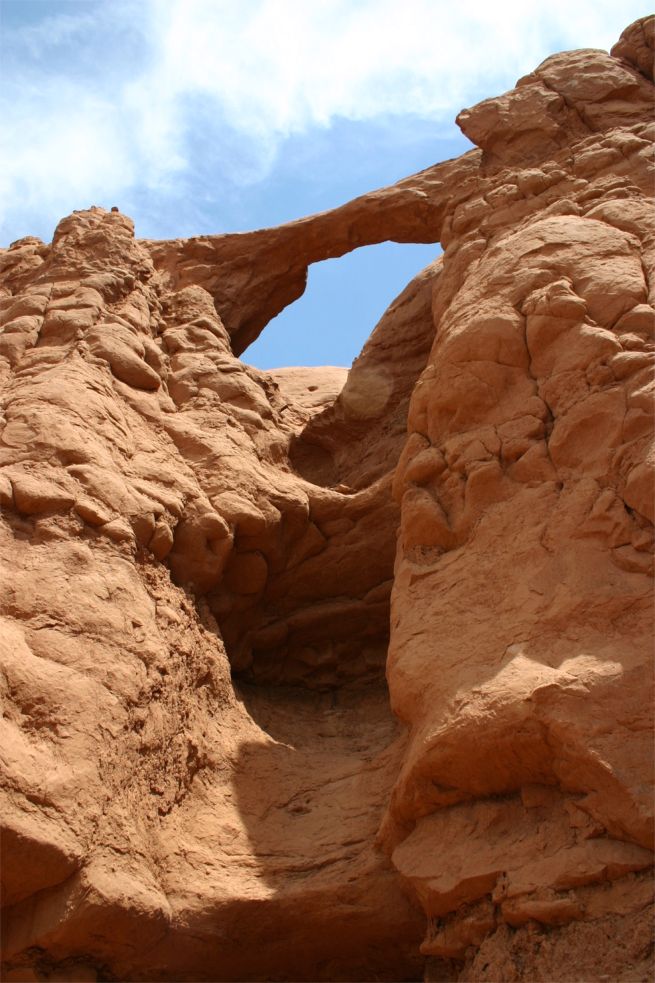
1 17 653 983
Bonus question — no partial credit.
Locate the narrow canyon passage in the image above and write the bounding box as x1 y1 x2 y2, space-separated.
150 262 443 980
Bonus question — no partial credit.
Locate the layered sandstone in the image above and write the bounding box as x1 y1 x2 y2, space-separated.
1 16 653 983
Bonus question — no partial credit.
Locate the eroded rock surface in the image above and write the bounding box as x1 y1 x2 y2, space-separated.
1 16 653 983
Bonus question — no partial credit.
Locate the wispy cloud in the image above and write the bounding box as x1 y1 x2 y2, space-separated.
0 0 650 243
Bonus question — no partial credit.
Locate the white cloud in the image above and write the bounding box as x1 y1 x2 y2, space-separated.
0 0 650 242
143 0 646 126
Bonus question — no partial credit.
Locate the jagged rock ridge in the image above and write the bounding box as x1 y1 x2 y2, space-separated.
0 16 653 983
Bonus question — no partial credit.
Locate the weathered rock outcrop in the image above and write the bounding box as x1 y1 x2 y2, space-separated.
1 16 653 983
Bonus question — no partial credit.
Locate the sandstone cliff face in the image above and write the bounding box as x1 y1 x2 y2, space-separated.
1 17 653 983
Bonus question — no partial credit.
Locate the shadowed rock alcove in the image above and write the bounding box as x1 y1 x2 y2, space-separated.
209 250 442 689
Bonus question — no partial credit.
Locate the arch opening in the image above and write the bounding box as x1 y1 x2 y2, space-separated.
242 240 441 370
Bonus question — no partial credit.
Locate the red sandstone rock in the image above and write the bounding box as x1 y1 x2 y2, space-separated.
0 16 653 983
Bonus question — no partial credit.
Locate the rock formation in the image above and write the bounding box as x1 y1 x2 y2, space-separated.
1 15 653 983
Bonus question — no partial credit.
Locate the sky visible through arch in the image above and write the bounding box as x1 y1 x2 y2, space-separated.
1 0 651 368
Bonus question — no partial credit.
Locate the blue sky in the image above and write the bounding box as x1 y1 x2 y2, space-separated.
0 0 650 368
